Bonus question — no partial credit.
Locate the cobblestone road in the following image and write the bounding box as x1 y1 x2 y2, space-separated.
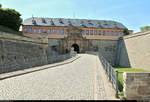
0 54 108 100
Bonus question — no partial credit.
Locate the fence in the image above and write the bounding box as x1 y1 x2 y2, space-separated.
0 52 76 74
98 53 118 98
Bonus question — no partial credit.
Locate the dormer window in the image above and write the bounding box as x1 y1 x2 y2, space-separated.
59 19 63 24
88 20 93 25
68 20 73 26
88 20 91 23
103 21 108 25
42 18 46 23
50 19 55 25
81 21 84 24
81 24 86 27
80 21 86 27
97 22 103 27
32 20 36 25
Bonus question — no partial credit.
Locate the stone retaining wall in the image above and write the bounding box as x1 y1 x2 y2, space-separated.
0 32 49 74
0 32 76 74
123 72 150 100
117 31 150 70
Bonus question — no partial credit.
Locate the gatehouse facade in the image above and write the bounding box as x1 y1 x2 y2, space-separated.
22 17 132 66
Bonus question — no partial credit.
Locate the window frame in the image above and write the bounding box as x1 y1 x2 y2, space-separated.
39 29 41 34
57 29 60 34
86 30 89 35
24 28 27 33
33 28 36 34
43 29 47 34
115 31 118 36
111 31 113 36
61 29 64 35
48 29 50 34
95 31 97 35
90 30 93 35
107 31 109 36
52 28 55 34
103 31 105 36
29 28 32 34
99 31 101 35
65 29 69 35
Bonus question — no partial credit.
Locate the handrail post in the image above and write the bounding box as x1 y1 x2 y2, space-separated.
115 70 119 98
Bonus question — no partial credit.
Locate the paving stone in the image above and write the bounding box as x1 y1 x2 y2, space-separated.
0 54 107 100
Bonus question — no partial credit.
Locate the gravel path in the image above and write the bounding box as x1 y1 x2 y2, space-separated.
0 54 107 100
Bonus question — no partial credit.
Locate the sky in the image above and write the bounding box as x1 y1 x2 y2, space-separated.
1 0 150 33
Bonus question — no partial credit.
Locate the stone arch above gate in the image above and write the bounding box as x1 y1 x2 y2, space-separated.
60 27 88 54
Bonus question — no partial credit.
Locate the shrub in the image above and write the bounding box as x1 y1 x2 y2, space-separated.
0 8 22 31
140 26 150 32
123 29 129 35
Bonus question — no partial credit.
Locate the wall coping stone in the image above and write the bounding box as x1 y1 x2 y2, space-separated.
123 72 150 76
123 30 150 39
0 31 48 44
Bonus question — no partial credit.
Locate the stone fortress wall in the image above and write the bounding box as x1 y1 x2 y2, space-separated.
47 38 119 66
0 32 49 74
88 39 118 66
117 31 150 70
1 30 150 74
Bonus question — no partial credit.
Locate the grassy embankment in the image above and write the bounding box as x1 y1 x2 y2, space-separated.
0 25 23 36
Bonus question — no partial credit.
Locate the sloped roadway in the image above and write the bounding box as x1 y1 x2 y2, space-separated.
0 54 113 100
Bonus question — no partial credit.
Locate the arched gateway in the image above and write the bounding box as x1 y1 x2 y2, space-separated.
60 27 88 54
72 44 80 53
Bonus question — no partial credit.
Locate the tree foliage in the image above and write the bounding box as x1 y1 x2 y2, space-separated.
140 26 150 32
0 8 22 31
123 28 129 35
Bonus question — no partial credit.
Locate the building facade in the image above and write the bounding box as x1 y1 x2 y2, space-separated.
22 17 126 39
22 17 131 66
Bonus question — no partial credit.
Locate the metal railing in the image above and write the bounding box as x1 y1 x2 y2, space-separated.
98 53 118 98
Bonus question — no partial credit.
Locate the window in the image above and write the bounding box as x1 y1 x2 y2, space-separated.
90 30 93 35
52 29 55 34
43 29 47 34
65 29 69 35
103 31 105 36
24 28 27 33
61 29 64 35
119 32 121 36
111 31 113 36
29 28 32 34
82 30 84 35
115 31 118 36
48 29 50 34
107 31 109 36
33 28 36 34
95 31 97 35
99 31 101 35
39 29 41 34
57 29 60 34
86 30 89 35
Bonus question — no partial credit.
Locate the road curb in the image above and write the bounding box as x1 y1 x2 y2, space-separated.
0 55 81 80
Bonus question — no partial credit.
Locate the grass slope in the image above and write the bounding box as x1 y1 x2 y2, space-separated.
0 25 23 36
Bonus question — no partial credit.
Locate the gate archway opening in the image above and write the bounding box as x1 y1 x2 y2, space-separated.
72 44 80 53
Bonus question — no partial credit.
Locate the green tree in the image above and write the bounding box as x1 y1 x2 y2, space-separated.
0 8 22 31
140 26 150 32
123 28 129 35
